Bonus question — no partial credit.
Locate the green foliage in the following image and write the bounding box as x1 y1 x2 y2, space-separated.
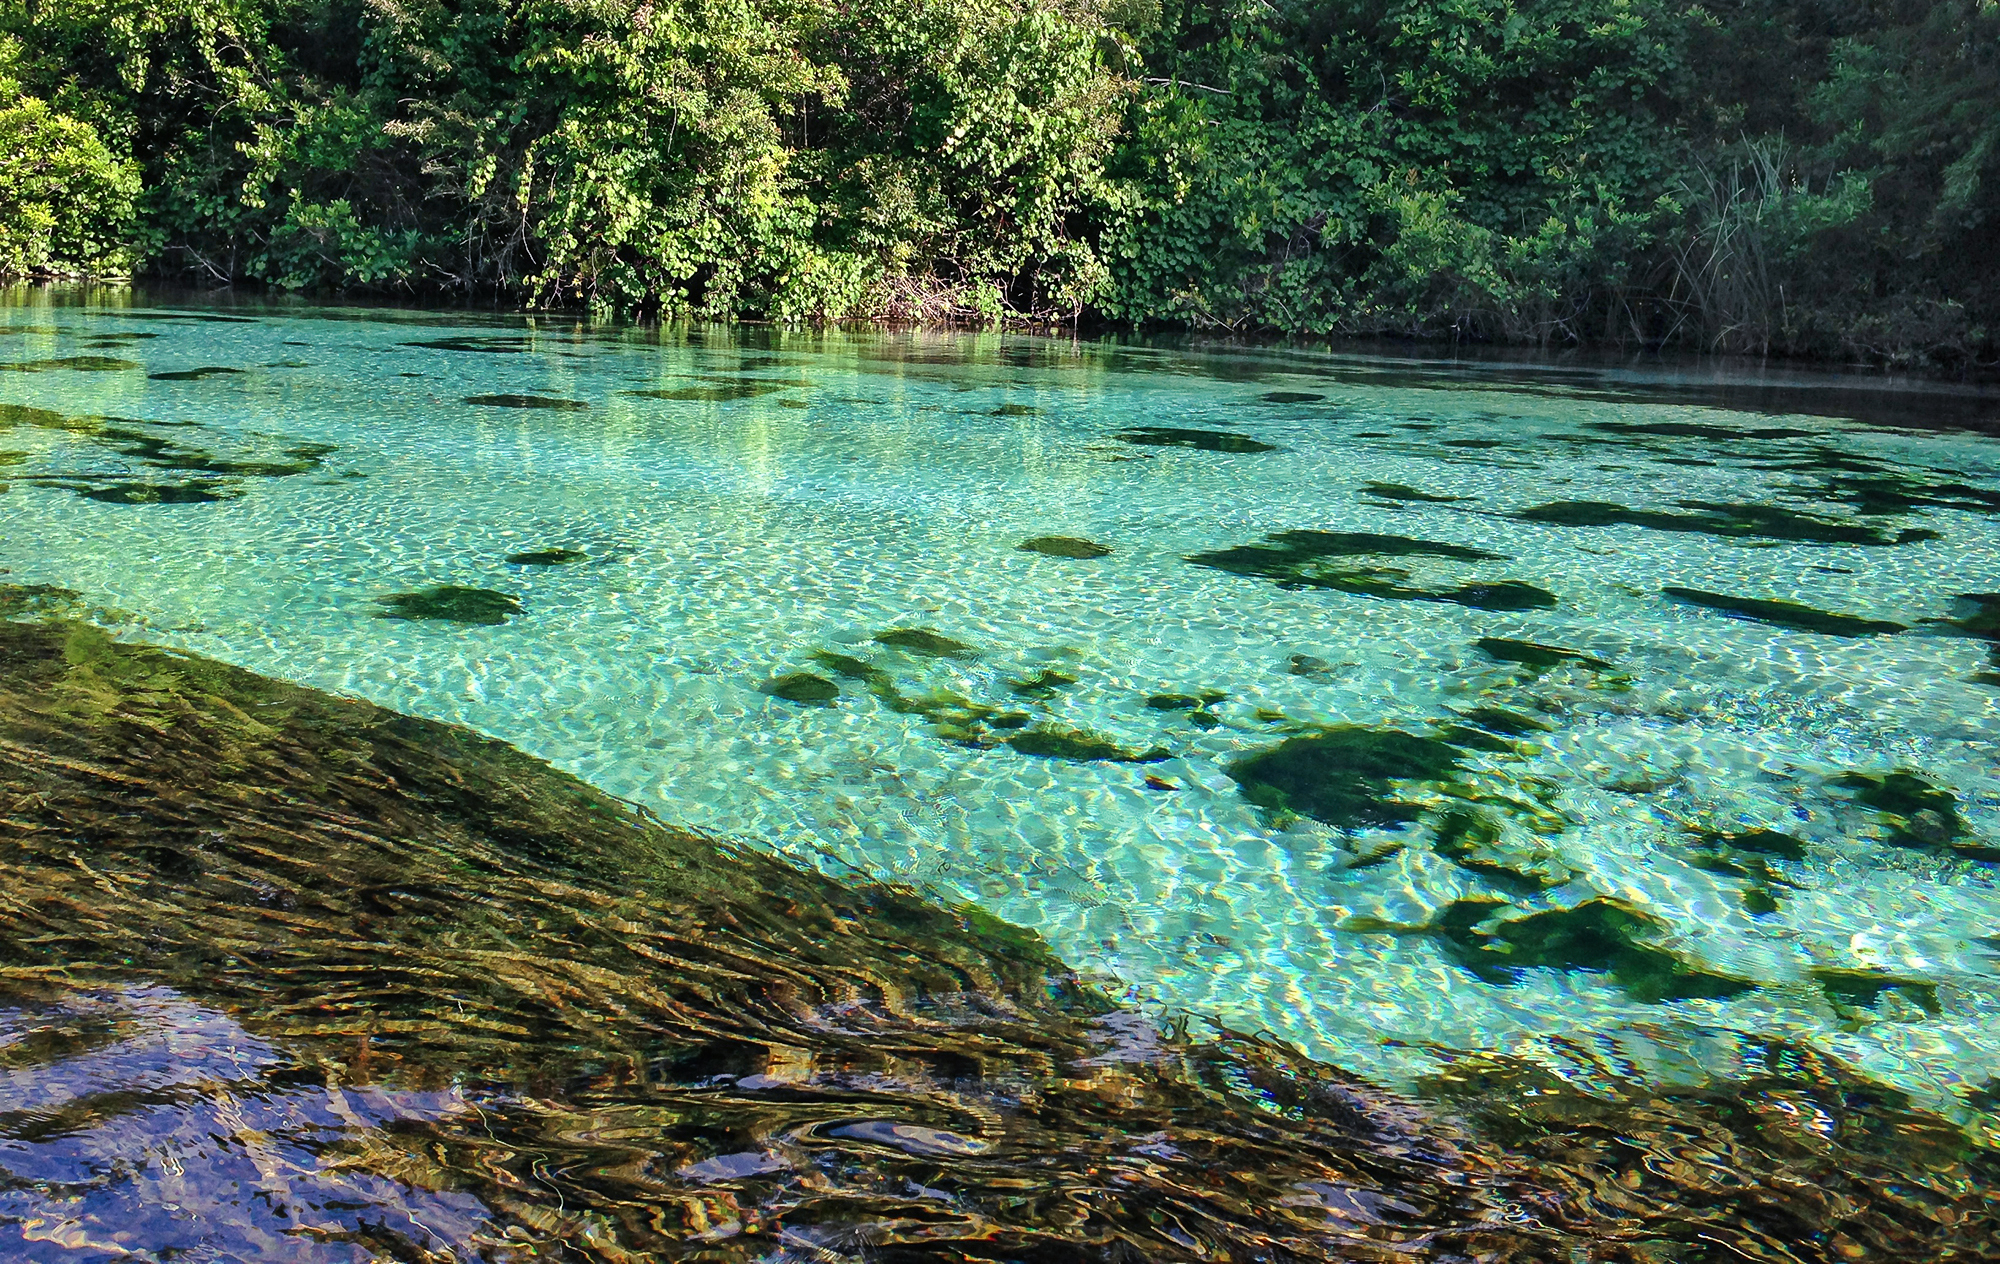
0 37 140 275
0 0 1992 363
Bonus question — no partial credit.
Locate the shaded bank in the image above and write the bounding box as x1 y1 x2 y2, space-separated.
0 617 1995 1260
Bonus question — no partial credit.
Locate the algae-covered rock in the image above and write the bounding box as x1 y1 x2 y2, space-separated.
374 585 521 625
149 366 244 381
1434 898 1757 1002
1834 771 1997 860
1516 499 1925 546
1475 637 1612 673
1019 535 1111 558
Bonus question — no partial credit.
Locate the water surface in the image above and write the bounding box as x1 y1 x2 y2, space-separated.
3 292 1998 1131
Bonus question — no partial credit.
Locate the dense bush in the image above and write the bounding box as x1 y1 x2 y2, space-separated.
0 0 1992 366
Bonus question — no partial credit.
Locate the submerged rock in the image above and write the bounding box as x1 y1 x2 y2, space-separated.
374 585 522 625
1005 725 1168 763
149 366 244 381
1432 898 1757 1002
1834 770 1998 861
1475 637 1612 672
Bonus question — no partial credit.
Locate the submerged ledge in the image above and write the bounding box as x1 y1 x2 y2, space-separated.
0 618 1995 1260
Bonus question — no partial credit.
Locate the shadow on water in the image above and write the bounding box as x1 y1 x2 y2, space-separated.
0 617 1996 1261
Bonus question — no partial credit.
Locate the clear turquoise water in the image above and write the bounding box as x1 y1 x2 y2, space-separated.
5 294 1998 1128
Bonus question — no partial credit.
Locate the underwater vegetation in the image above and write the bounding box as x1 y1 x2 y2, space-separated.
9 619 1993 1260
765 671 839 705
1585 420 1815 441
1430 899 1758 1002
1663 586 1908 636
874 627 977 657
464 394 590 409
1516 499 1936 545
1362 481 1472 503
0 355 143 372
1188 531 1548 609
990 402 1044 415
1475 637 1614 673
148 366 243 381
624 383 786 401
506 547 587 565
1229 726 1463 830
1019 535 1111 558
401 336 528 353
1259 391 1325 403
1116 426 1278 453
1005 725 1169 763
1009 667 1080 698
69 479 239 504
373 585 522 625
1834 771 1998 861
1927 592 2000 683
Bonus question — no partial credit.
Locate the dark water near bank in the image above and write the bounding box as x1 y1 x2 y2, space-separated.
2 289 1999 1259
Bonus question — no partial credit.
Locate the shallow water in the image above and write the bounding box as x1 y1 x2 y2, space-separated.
4 291 1999 1135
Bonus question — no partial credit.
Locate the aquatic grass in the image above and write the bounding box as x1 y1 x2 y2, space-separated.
1475 637 1612 672
1362 482 1471 503
1663 587 1907 636
506 548 587 565
623 383 786 401
374 585 522 625
1005 725 1169 763
1434 899 1758 1002
63 480 240 504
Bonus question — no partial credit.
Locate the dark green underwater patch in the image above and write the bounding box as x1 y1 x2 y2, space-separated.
0 356 144 372
1585 421 1814 441
0 403 69 430
1834 771 1996 860
990 403 1044 416
1229 727 1462 830
1694 827 1808 861
1005 726 1169 764
1516 499 1925 546
149 367 243 381
1187 530 1503 595
506 548 587 565
874 628 977 657
1926 593 2000 681
401 337 528 353
1019 536 1111 558
71 480 240 504
1361 482 1471 503
374 585 522 626
1117 427 1277 453
1662 587 1907 637
464 394 589 409
1475 637 1612 672
623 384 785 401
1259 391 1325 404
811 650 893 688
766 672 839 706
1009 668 1079 698
1434 898 1757 1002
1814 968 1941 1018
